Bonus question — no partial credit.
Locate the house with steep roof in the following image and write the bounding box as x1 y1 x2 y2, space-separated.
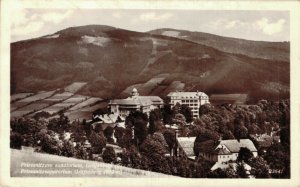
176 137 196 160
91 113 125 129
167 91 209 118
198 139 257 170
109 88 163 117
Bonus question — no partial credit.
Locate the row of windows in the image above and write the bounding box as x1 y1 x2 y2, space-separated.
181 100 199 103
171 96 208 100
220 155 231 159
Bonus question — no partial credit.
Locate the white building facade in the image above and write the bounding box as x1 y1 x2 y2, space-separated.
167 91 209 118
198 139 258 171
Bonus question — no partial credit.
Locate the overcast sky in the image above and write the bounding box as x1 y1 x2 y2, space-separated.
11 9 289 42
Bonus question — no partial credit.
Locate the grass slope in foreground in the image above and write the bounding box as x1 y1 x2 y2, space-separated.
11 149 176 177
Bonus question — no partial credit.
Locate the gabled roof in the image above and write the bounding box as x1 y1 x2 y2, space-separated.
215 147 231 155
218 139 257 153
94 113 119 123
108 113 119 123
198 139 257 155
177 137 196 157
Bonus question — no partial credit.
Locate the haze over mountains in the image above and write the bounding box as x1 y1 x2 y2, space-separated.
11 25 289 102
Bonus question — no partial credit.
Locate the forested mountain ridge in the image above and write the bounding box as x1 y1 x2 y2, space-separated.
11 25 289 102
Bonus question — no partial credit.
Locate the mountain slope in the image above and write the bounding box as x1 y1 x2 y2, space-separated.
148 28 290 62
11 25 289 102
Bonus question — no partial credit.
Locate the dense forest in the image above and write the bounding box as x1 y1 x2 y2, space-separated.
10 99 290 178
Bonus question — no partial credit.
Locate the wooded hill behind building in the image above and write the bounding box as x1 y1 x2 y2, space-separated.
11 25 289 103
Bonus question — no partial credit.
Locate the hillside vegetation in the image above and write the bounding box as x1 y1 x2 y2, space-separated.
11 25 289 102
149 28 289 62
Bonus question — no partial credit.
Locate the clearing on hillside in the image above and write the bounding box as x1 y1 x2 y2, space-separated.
64 82 87 93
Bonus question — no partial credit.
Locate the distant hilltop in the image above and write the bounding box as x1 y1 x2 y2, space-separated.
11 25 289 102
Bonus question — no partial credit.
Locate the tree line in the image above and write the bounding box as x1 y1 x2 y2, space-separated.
10 99 290 178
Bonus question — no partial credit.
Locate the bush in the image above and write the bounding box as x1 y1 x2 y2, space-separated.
102 146 117 163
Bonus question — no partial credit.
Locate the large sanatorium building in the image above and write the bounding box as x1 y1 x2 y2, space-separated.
108 88 163 117
109 89 210 118
167 91 210 118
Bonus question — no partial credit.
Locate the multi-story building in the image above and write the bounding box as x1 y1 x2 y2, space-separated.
109 88 163 117
167 91 209 118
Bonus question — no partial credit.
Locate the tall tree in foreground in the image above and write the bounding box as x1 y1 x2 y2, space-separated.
249 157 270 178
149 108 163 135
126 111 148 146
180 104 193 123
88 131 106 154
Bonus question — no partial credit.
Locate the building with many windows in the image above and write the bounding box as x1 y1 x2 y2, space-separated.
109 88 163 117
167 91 209 118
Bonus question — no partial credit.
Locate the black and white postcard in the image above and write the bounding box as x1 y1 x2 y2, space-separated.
1 0 300 187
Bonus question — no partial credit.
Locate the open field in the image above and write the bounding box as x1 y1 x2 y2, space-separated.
80 102 107 112
43 95 89 114
11 91 56 112
11 93 33 103
65 102 107 121
121 77 165 96
39 100 74 115
11 101 31 111
11 149 175 177
11 91 102 120
11 110 31 118
68 97 102 111
20 91 57 102
11 100 54 118
44 92 74 102
63 110 94 122
62 94 89 103
64 82 87 93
